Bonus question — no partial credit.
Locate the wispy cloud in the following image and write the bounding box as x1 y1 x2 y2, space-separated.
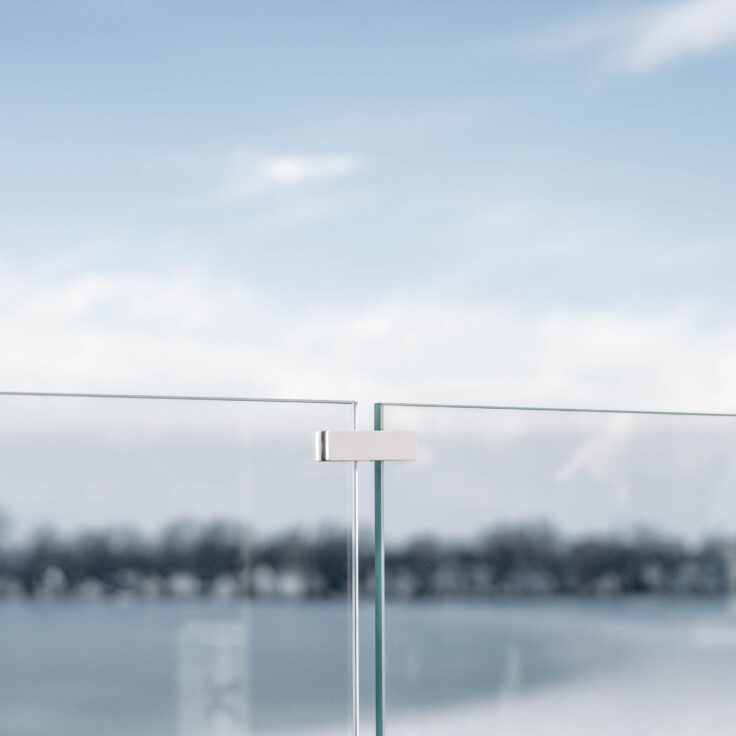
5 266 736 541
223 150 360 202
526 0 736 75
1 265 735 417
257 154 358 185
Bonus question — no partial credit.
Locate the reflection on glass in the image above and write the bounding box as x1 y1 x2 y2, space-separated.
0 395 353 736
381 405 736 736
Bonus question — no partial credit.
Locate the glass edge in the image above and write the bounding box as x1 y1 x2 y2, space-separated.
0 391 356 406
374 403 385 736
379 402 736 418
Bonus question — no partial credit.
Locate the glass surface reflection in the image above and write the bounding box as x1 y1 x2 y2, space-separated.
0 395 354 736
380 405 736 736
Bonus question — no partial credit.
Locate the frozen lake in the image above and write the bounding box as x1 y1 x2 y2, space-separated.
1 597 736 735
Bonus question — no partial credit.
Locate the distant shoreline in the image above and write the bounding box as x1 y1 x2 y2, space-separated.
2 518 735 601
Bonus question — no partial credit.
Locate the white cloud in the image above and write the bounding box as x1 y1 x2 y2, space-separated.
4 266 736 538
259 154 358 185
223 150 360 201
1 265 736 418
526 0 736 75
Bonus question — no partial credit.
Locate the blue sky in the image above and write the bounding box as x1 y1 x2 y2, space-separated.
1 0 736 411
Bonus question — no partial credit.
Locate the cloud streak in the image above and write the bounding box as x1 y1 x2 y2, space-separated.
223 150 360 202
5 265 736 541
1 265 736 416
527 0 736 75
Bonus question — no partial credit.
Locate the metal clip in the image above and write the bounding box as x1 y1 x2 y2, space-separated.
316 430 417 462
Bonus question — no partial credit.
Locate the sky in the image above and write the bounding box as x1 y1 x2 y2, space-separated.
1 0 736 412
2 1 736 538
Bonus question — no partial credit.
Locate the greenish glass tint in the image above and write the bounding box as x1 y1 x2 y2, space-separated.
373 403 385 736
0 392 356 736
376 402 736 736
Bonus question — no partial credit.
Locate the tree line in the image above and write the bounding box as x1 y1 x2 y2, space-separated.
0 514 732 599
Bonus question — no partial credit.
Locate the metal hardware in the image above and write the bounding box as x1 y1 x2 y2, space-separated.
315 423 416 736
315 430 417 462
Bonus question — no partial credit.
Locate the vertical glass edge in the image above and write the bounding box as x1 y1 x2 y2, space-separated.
352 403 359 736
373 403 385 736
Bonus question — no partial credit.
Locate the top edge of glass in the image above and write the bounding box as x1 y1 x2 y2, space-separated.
0 390 356 406
377 402 736 419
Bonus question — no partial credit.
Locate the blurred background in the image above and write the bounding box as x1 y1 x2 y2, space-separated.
2 1 736 735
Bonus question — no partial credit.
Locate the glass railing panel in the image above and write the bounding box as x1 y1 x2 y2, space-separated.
378 403 736 736
0 393 355 736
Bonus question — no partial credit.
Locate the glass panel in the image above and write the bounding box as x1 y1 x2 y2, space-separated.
0 394 354 736
378 403 736 736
